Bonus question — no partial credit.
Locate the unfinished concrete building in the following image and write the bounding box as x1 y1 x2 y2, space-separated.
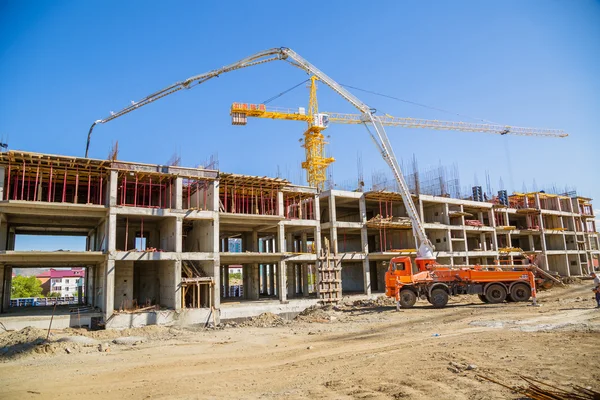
0 150 597 329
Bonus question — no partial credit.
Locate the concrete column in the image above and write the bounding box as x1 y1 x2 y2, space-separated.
0 264 4 313
301 232 308 253
108 212 117 253
0 214 7 251
172 177 183 210
223 266 230 298
329 194 338 254
538 211 549 271
175 217 183 253
480 233 486 251
446 228 454 253
314 195 322 256
104 260 115 318
444 203 450 225
302 263 309 296
286 232 293 252
277 191 284 217
359 195 367 224
563 254 570 276
213 258 221 308
0 166 4 200
174 260 182 310
2 266 11 313
243 264 259 300
360 223 371 295
278 261 287 302
260 264 268 295
108 170 118 206
212 212 221 308
277 222 285 253
251 230 258 252
267 265 274 295
208 180 220 212
526 234 534 251
286 263 295 298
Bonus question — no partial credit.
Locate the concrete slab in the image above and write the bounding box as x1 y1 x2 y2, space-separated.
220 298 319 321
106 308 214 329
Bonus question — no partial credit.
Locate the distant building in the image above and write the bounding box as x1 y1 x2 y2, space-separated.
36 268 85 297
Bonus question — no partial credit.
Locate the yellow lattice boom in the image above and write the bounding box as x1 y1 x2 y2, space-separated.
231 77 567 189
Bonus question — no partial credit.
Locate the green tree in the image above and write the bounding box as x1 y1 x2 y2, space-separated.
11 276 43 298
47 292 61 298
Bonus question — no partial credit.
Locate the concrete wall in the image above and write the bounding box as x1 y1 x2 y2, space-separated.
158 218 178 252
185 220 215 253
114 261 134 310
341 262 364 293
158 260 180 309
94 263 105 311
0 264 5 312
134 262 159 306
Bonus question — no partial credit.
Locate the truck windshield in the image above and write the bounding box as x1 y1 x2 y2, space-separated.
392 262 405 271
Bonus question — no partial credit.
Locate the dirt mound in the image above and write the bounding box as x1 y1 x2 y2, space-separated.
0 327 47 359
239 312 286 328
347 296 396 308
0 326 46 348
294 305 334 323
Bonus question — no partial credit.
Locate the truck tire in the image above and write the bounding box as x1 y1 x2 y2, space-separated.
429 288 449 308
485 284 507 304
399 289 417 308
478 294 489 303
510 283 531 302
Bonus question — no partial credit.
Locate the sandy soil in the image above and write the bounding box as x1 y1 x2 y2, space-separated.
0 283 599 399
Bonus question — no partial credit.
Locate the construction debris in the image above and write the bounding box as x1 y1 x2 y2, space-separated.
465 219 484 227
478 375 600 400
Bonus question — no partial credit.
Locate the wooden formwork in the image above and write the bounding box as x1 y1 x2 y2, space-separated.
316 238 342 303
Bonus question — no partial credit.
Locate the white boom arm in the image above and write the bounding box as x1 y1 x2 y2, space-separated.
85 47 435 258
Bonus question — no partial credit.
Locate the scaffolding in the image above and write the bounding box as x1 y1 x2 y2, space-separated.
1 152 107 205
116 172 174 208
183 178 210 210
219 174 287 215
283 192 315 220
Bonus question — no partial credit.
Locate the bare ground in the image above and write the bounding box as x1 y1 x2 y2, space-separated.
1 283 599 399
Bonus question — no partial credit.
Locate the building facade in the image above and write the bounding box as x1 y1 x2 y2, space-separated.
0 150 597 328
37 268 85 297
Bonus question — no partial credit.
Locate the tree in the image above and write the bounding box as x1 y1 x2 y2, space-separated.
47 292 61 298
11 276 43 298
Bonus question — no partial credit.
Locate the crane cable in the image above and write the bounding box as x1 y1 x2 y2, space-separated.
339 83 499 124
262 78 310 104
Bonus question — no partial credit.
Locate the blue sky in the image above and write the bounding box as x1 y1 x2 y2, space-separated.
1 1 599 250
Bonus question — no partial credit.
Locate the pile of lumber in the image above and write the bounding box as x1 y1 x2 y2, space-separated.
366 214 411 229
465 219 484 227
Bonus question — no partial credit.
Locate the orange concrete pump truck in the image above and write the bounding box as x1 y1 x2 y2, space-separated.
385 257 538 309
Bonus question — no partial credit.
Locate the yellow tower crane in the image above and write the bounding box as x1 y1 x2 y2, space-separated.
231 77 568 190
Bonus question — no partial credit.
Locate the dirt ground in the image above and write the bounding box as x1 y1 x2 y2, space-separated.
1 283 599 399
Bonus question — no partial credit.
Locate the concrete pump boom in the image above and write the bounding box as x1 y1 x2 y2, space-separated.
84 47 436 258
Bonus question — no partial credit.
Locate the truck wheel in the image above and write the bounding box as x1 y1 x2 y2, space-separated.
399 289 417 308
510 283 531 302
430 288 448 308
478 294 489 303
485 284 507 303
